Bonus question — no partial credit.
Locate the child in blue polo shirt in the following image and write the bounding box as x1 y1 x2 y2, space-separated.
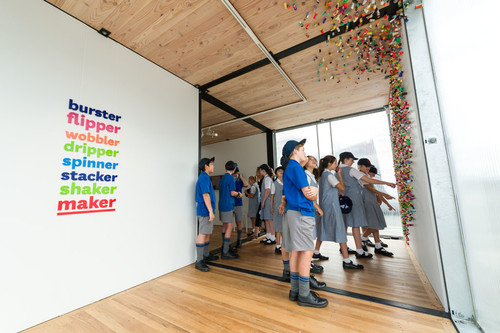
233 168 248 248
282 139 328 308
218 160 243 259
195 157 217 272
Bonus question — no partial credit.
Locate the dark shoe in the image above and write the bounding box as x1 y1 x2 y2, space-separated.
340 247 357 254
263 238 276 245
229 247 238 254
298 291 328 308
380 240 388 247
236 240 242 248
343 260 364 269
275 246 282 254
312 253 329 260
289 290 298 301
221 252 239 259
195 260 210 272
281 269 291 282
203 254 219 261
366 239 376 247
375 247 394 257
355 251 373 259
247 231 254 236
310 262 324 274
361 241 368 252
260 238 269 244
309 275 326 290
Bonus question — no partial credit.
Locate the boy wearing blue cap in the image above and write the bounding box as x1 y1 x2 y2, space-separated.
219 161 243 259
195 157 217 272
282 139 328 308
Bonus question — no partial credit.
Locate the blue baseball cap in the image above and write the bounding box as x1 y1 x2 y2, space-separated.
282 138 306 157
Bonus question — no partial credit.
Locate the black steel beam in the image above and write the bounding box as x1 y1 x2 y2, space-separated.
200 92 270 132
199 1 401 90
266 130 274 168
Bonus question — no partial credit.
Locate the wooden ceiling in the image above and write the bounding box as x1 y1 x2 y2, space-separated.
47 0 399 145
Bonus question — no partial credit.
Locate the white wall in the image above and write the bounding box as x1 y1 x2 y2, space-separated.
400 25 447 310
423 0 499 331
0 1 198 332
202 133 267 226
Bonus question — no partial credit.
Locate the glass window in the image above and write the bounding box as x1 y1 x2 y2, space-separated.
275 124 319 164
317 122 333 158
275 111 402 236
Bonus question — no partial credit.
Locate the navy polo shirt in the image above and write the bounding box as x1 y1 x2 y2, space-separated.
235 179 244 206
283 159 314 217
219 173 236 212
195 171 216 217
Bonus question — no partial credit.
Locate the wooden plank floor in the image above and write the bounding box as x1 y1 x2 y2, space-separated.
24 264 455 333
211 235 445 312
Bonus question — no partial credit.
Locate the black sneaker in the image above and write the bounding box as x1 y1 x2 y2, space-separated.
310 262 324 274
260 238 269 244
312 253 329 260
221 252 239 259
355 251 373 259
298 291 328 308
289 290 298 301
195 260 210 272
236 240 242 248
203 254 219 261
281 269 291 282
361 241 368 252
380 240 388 247
375 247 394 257
263 239 276 245
343 260 364 269
340 247 357 254
366 239 376 247
309 275 326 290
275 246 282 254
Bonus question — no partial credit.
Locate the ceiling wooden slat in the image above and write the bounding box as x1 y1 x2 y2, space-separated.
201 100 235 128
47 0 265 85
47 0 399 144
207 64 302 116
201 120 262 145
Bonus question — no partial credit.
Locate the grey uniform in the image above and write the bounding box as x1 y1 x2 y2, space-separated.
338 165 368 227
305 170 320 239
361 184 387 230
247 184 260 218
318 170 347 243
272 179 284 233
260 175 273 220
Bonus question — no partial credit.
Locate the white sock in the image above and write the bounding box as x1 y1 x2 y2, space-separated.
375 242 382 249
276 244 281 248
343 258 351 263
314 250 320 255
361 236 369 241
270 234 276 241
266 233 271 239
252 228 255 232
356 248 364 255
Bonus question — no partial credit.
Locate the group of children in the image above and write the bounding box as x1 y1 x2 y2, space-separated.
195 138 396 307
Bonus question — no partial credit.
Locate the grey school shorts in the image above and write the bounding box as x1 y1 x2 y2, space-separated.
287 209 315 251
281 212 292 253
220 210 234 223
234 205 243 222
198 216 214 235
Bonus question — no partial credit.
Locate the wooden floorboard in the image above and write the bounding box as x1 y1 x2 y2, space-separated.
209 234 445 312
23 227 453 332
24 265 455 333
